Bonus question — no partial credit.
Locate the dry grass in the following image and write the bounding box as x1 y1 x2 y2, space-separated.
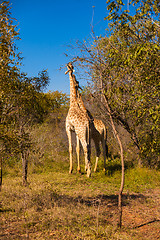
0 167 160 240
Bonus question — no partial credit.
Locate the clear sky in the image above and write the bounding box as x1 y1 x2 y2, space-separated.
10 0 108 94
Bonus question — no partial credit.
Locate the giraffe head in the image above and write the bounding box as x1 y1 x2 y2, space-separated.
65 62 74 75
65 62 82 90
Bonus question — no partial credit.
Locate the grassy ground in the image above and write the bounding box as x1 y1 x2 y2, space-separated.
0 157 160 239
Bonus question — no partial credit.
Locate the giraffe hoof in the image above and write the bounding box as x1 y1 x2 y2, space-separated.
94 168 97 172
77 169 81 173
69 169 73 174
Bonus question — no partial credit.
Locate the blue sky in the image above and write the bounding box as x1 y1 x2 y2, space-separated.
10 0 108 94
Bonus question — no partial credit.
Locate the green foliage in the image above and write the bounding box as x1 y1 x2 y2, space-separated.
40 91 69 127
44 90 69 113
0 0 22 154
103 0 160 166
106 0 160 27
125 167 160 192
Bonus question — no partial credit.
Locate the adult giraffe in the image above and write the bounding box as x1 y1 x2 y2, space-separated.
65 63 108 174
65 62 92 177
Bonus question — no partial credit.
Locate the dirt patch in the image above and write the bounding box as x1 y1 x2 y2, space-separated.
122 189 160 240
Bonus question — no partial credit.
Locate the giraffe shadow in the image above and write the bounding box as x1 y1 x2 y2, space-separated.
41 191 147 209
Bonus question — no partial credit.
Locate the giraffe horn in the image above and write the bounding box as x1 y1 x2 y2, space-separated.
65 70 70 75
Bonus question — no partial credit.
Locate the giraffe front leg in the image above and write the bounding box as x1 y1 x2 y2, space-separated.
67 129 73 174
69 145 73 174
76 136 81 173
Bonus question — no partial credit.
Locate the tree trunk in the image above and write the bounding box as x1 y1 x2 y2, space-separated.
21 151 28 185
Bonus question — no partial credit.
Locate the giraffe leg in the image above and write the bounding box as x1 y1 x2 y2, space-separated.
94 149 101 172
87 162 91 178
87 144 91 177
76 136 81 173
67 129 73 174
94 157 99 172
94 142 101 172
80 139 91 177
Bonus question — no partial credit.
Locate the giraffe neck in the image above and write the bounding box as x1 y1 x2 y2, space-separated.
68 70 89 118
69 72 78 107
77 94 87 113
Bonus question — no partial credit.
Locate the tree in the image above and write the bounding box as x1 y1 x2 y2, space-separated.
45 90 69 113
0 1 50 184
41 90 69 127
0 0 22 187
104 0 160 166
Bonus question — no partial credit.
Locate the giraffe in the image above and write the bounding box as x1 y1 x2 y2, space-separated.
65 62 92 177
91 118 108 172
68 64 108 173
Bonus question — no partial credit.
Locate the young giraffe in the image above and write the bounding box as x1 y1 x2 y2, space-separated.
65 62 92 177
69 64 108 172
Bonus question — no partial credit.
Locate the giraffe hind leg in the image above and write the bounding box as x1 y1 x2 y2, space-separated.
94 141 101 172
80 139 91 177
76 136 81 173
